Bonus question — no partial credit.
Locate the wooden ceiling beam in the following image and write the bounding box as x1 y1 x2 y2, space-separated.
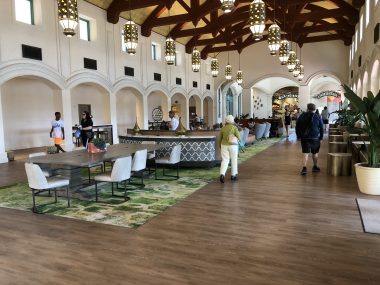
107 0 162 24
293 22 354 35
352 0 365 8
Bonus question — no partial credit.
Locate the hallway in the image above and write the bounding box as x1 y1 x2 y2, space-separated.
0 137 380 284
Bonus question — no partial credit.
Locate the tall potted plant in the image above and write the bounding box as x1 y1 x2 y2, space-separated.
343 85 380 195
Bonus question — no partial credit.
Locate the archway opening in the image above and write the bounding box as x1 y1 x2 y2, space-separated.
203 96 214 129
1 76 61 150
147 91 169 130
171 93 187 128
189 94 201 126
116 87 143 135
272 87 299 117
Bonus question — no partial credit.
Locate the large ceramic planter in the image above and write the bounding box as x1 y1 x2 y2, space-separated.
355 163 380 195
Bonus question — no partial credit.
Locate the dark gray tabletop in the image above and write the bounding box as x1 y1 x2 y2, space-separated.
28 144 159 167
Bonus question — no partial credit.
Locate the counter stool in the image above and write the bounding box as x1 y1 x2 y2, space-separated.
327 153 352 176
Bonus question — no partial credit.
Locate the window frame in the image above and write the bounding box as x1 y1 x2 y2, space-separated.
79 17 91 41
151 43 158 61
15 0 34 25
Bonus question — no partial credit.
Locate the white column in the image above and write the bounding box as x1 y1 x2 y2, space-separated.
61 89 74 151
109 92 119 144
200 98 204 120
299 84 311 111
143 95 149 130
185 97 190 129
242 88 253 117
0 89 9 162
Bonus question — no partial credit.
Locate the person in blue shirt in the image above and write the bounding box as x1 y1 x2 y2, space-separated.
296 103 324 175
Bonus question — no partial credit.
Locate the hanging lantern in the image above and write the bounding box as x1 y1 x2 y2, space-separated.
298 64 304 81
165 36 176 65
287 50 297 72
124 20 138 55
236 70 243 85
58 0 78 37
249 0 266 40
268 23 281 55
192 48 201 72
278 40 290 65
220 0 235 13
211 58 219 77
225 64 232 80
293 59 301 77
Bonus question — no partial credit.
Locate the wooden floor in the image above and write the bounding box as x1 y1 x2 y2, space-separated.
1 135 380 284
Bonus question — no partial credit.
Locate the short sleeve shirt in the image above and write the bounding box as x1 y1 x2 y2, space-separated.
51 119 64 138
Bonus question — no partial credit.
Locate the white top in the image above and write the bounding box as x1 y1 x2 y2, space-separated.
51 119 64 138
321 109 329 120
170 116 179 131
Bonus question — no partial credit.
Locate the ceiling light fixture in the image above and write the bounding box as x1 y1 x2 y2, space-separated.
278 40 290 64
192 48 201 72
220 0 235 13
165 8 175 65
236 52 243 84
57 0 78 37
267 0 281 55
124 1 138 55
225 51 232 80
211 56 219 77
250 0 266 41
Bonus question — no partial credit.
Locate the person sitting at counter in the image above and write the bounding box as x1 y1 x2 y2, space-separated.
168 111 179 131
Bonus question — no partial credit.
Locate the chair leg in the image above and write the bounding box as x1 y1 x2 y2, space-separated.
54 189 57 203
95 181 98 202
31 189 37 213
124 180 127 201
66 186 70 207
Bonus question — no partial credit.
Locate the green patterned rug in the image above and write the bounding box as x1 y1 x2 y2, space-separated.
0 138 280 228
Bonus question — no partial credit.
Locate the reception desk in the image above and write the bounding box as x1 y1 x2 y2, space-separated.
119 130 221 167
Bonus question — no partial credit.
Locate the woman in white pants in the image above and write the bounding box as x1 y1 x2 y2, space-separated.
218 115 241 183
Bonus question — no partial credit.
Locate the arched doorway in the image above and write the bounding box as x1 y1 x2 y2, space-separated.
189 94 201 126
70 83 111 126
272 87 299 116
1 76 62 150
147 91 169 129
170 93 187 128
370 60 379 93
116 87 144 135
362 72 369 98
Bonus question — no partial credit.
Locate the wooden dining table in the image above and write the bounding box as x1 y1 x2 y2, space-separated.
28 143 160 188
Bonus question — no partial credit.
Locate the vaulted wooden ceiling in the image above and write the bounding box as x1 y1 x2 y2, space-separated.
85 0 364 59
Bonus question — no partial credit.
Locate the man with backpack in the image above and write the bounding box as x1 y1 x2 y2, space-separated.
296 103 324 175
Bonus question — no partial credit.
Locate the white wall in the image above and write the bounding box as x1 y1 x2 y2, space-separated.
116 88 143 135
251 88 271 119
2 77 62 149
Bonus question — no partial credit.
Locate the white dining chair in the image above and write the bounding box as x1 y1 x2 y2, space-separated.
28 152 54 177
24 162 70 213
94 156 132 202
130 149 148 186
155 145 182 180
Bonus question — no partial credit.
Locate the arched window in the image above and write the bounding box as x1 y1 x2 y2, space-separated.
365 0 370 27
226 88 234 116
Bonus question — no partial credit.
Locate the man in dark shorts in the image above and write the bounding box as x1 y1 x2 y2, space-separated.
296 103 324 175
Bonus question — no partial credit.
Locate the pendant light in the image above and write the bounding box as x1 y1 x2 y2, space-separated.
267 0 281 55
225 51 232 80
192 48 201 72
236 52 243 84
278 40 290 64
287 50 296 72
298 64 304 81
293 59 301 77
58 0 78 37
124 2 138 55
220 0 235 13
165 9 176 65
211 55 219 77
249 0 266 41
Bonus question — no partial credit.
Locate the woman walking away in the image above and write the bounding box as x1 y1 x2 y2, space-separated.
79 111 94 147
284 109 291 137
218 115 241 183
321 106 329 133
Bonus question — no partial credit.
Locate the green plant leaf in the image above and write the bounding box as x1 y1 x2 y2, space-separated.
343 85 367 114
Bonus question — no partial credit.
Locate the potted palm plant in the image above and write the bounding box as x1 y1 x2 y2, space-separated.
343 85 380 195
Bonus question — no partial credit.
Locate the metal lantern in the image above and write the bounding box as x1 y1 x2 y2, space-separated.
124 20 138 55
211 58 219 77
236 70 243 85
298 64 304 81
225 64 232 80
278 40 290 65
293 59 301 77
192 48 201 72
249 0 266 40
165 36 176 65
268 23 281 55
220 0 235 13
287 50 297 72
58 0 78 37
